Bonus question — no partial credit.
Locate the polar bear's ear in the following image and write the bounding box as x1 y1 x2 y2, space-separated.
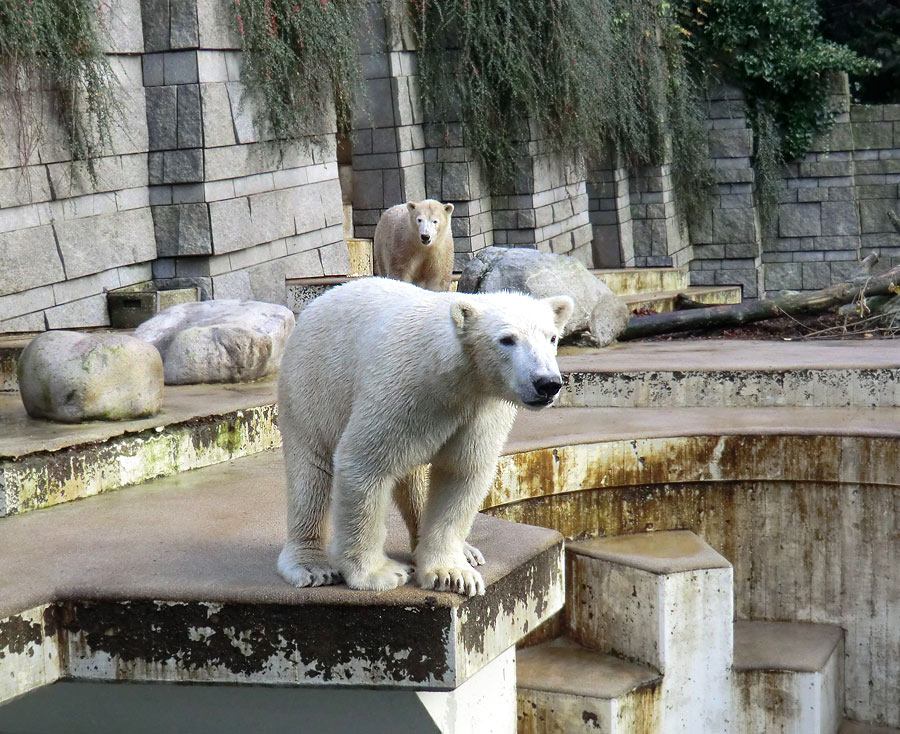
406 201 417 212
543 296 575 330
444 203 454 215
451 299 479 332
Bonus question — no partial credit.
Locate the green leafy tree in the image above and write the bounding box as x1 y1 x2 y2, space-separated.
821 0 900 104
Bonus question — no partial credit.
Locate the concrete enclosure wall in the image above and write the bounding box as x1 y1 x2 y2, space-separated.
4 7 900 332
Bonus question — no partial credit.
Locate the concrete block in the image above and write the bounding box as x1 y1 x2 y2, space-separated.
764 262 803 291
103 0 143 52
54 209 156 280
567 531 733 734
163 149 204 184
197 51 229 83
153 203 213 256
143 53 165 87
779 203 822 238
820 201 859 236
714 207 758 245
200 83 237 148
709 128 753 158
44 293 110 329
169 0 200 48
145 86 178 151
318 241 351 276
177 85 203 149
140 0 169 52
733 622 843 734
802 261 832 289
0 225 63 300
209 197 253 253
171 183 205 204
853 122 894 150
164 51 199 85
197 0 241 48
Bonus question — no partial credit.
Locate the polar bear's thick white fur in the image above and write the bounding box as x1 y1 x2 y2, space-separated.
373 199 455 291
277 277 573 596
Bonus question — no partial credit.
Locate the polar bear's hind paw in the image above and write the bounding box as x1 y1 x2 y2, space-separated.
277 545 343 588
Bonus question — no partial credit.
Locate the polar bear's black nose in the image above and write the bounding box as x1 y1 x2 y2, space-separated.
534 377 561 398
420 234 431 244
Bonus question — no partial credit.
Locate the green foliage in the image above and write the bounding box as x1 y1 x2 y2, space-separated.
0 0 118 174
820 0 900 104
681 0 878 162
412 0 713 218
231 0 364 141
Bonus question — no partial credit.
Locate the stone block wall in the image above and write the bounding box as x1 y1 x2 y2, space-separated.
762 82 900 295
0 0 346 334
0 0 154 333
586 153 634 268
689 84 762 298
491 129 593 267
141 0 347 306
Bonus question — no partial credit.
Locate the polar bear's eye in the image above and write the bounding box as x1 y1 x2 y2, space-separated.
550 335 558 345
499 335 517 346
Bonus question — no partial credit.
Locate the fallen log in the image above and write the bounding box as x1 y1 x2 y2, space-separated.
620 263 900 341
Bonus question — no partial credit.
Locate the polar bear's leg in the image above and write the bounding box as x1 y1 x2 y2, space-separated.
415 405 517 596
330 428 416 591
393 465 428 550
393 465 484 567
277 433 342 588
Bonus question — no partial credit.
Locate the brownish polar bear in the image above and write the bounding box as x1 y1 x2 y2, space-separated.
373 199 455 291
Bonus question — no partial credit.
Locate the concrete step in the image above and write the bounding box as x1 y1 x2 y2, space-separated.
0 449 564 723
565 531 733 732
592 267 689 296
516 637 661 733
622 285 742 314
733 621 844 734
841 721 900 733
556 339 900 408
0 377 280 517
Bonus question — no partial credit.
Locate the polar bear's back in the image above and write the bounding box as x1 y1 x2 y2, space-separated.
278 278 458 442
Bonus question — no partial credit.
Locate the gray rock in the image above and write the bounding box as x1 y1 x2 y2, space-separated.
135 300 295 384
18 331 164 423
457 246 630 347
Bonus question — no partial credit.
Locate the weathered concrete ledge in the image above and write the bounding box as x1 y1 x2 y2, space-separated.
0 450 563 704
0 378 280 517
494 405 900 729
557 339 900 408
493 405 900 512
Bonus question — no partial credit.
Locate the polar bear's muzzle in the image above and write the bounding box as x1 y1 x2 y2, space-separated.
420 233 432 245
522 374 563 408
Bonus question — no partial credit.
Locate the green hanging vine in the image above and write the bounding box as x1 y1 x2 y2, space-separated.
230 0 365 143
0 0 119 177
411 0 713 220
679 0 879 230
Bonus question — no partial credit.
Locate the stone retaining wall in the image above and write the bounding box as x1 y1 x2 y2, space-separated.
4 6 900 332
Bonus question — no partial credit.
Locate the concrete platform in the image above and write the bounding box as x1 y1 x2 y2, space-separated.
0 377 280 516
733 621 844 734
557 339 900 408
0 450 564 703
517 637 661 733
591 267 688 296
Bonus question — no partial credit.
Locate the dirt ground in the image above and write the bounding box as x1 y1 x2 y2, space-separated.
633 310 897 341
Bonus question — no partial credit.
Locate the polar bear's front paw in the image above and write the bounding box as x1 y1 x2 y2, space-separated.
418 563 485 597
463 542 485 567
343 558 415 592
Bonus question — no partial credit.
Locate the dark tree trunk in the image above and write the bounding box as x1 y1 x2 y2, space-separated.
620 264 900 341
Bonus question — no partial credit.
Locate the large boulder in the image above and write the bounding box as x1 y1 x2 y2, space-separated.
18 331 164 423
135 300 295 385
457 247 630 346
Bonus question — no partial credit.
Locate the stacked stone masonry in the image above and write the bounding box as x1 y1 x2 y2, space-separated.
5 6 900 332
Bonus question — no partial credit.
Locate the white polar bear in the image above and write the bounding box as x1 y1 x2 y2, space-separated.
277 277 573 596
